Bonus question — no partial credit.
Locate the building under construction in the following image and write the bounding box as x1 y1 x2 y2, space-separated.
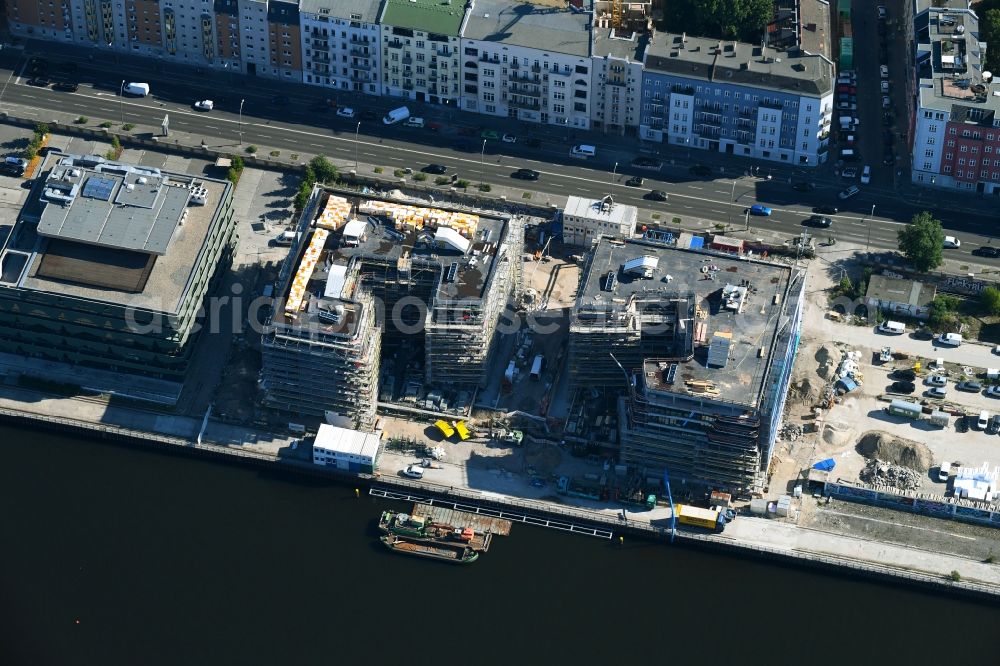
261 188 521 428
569 236 804 497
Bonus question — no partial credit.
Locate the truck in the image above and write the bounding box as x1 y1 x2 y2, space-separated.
383 106 410 125
529 354 545 380
674 504 724 532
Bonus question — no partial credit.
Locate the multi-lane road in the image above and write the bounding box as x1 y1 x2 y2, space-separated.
1 45 997 263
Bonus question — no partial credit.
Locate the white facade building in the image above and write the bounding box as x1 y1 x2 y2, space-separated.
460 0 593 128
562 195 637 246
590 23 647 135
312 424 382 472
300 0 382 93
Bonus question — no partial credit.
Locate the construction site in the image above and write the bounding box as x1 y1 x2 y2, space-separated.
260 187 522 429
568 236 806 498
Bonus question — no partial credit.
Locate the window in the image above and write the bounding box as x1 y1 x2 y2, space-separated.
949 127 957 135
960 145 968 152
947 140 955 147
970 160 977 167
959 158 966 165
945 153 953 160
929 125 937 133
972 146 980 153
927 138 935 145
803 129 809 137
483 68 494 77
925 149 934 157
944 165 952 174
987 146 994 154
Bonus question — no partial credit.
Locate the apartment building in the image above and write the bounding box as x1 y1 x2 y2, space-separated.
300 0 382 93
640 32 835 166
570 237 804 497
909 2 1000 193
459 0 593 129
378 0 464 104
589 0 650 135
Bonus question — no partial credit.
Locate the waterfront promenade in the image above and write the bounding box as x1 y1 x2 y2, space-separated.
1 383 998 598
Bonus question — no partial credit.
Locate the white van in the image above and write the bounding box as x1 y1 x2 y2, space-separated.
978 411 990 430
570 144 596 158
937 332 962 347
404 116 424 128
402 464 424 479
123 82 150 97
878 320 906 335
938 461 951 482
383 106 410 124
273 230 296 246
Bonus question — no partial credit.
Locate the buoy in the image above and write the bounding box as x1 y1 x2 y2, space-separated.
354 488 360 498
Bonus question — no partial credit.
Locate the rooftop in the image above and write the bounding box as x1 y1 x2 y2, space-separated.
462 0 593 58
564 195 637 226
315 423 382 458
644 31 834 97
274 191 509 328
865 275 937 308
381 0 467 36
592 26 648 61
577 238 795 407
915 5 1000 117
4 153 230 314
37 156 194 256
299 0 384 22
795 0 832 59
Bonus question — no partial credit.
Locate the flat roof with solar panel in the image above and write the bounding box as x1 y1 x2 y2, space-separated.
576 236 796 407
10 153 232 314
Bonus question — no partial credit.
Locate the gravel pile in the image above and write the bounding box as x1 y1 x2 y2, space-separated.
860 459 923 491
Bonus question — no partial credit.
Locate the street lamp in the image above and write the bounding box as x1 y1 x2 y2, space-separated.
354 121 361 171
238 98 245 146
610 161 618 198
727 178 737 227
479 138 487 188
865 204 876 251
119 80 125 125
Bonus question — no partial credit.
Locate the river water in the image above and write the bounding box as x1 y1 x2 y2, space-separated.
1 425 998 665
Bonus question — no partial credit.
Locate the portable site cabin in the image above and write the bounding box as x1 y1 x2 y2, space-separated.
886 399 922 420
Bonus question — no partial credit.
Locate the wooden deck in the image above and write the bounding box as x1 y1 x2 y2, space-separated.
413 503 512 537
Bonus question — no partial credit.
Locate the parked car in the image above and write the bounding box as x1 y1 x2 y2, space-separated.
271 95 289 105
861 165 871 184
926 375 948 387
625 176 644 187
957 381 982 392
927 386 947 398
943 236 961 249
842 167 858 178
806 215 832 227
525 137 542 148
956 414 969 432
891 381 916 394
26 77 50 87
512 168 540 180
792 181 816 192
52 81 79 92
881 80 890 94
632 156 661 168
359 110 378 121
336 107 356 118
987 386 1000 398
880 64 889 79
838 185 860 200
973 246 1000 257
501 134 516 143
882 96 891 108
646 190 668 201
194 100 214 111
689 164 712 177
748 204 772 216
813 205 839 215
423 164 448 174
480 130 501 140
892 369 917 381
989 415 1000 435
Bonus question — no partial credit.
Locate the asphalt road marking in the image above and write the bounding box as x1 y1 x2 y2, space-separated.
688 185 702 190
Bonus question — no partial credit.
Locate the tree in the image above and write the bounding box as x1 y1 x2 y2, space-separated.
981 9 1000 74
309 155 338 184
982 286 1000 316
897 211 944 272
928 294 960 330
663 0 774 42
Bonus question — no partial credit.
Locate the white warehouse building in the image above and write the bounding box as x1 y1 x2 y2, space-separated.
562 195 637 246
312 424 383 473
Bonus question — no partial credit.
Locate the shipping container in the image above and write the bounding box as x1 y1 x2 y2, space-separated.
885 399 922 419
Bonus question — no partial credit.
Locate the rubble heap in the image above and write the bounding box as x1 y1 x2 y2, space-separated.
860 458 922 491
779 422 804 442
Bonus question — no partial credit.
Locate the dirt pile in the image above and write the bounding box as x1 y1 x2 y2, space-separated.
815 345 835 380
822 420 851 445
788 376 820 404
856 431 932 472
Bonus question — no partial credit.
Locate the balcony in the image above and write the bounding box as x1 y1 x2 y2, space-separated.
350 36 369 44
510 84 540 97
402 55 411 64
429 61 438 69
531 64 541 73
350 72 368 82
350 61 372 71
387 40 403 49
403 82 413 90
350 47 368 57
508 97 540 111
437 47 451 57
759 100 783 111
479 54 500 63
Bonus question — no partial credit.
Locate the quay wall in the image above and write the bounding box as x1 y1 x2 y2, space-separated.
0 404 997 603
